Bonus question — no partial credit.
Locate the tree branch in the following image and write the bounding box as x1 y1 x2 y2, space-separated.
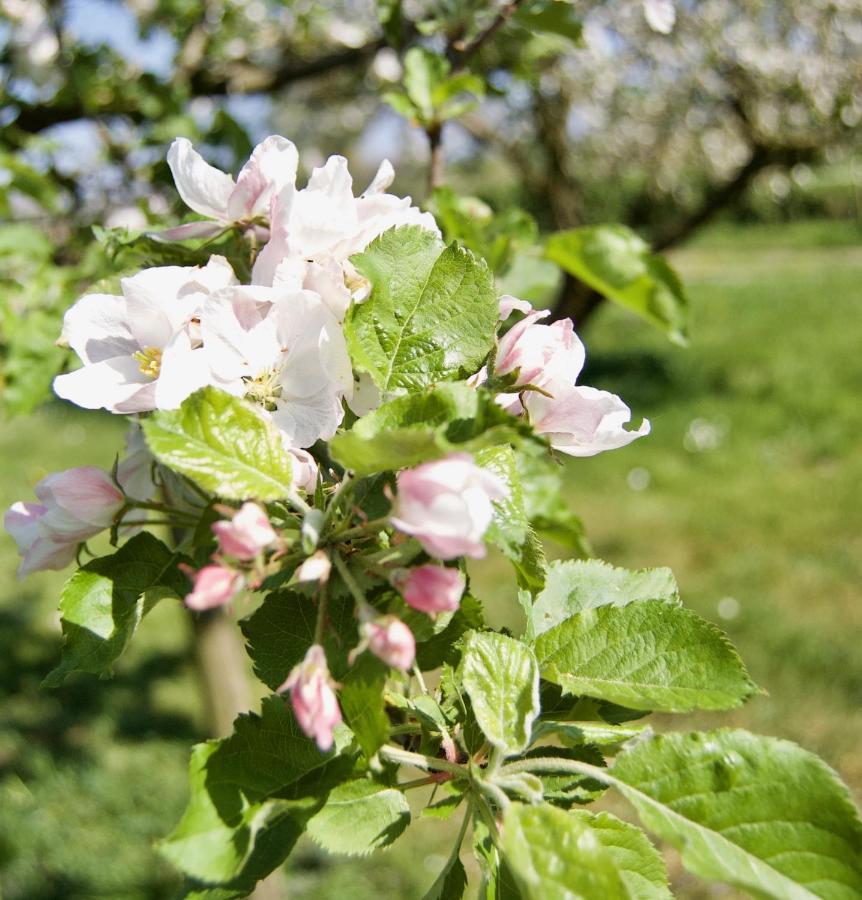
449 0 527 69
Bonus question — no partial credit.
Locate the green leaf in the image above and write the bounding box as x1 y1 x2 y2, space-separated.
306 779 410 856
545 225 688 344
415 593 485 670
529 559 678 639
339 653 390 759
534 600 757 713
331 382 536 475
501 803 628 899
44 533 185 687
570 812 671 900
160 697 341 883
423 853 468 900
345 226 498 393
610 730 862 899
403 47 449 121
525 745 608 807
241 589 357 690
142 387 294 501
460 631 539 756
514 0 583 43
476 446 547 592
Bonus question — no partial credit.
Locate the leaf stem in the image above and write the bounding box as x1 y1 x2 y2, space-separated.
499 755 611 783
331 552 369 610
313 579 329 646
332 516 391 543
379 744 466 777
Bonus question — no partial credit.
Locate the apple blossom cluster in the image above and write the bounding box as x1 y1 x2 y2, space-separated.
3 134 650 751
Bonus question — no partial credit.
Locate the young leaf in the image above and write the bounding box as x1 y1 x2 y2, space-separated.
339 653 390 759
415 593 485 670
460 631 539 756
501 803 628 899
514 0 584 43
142 386 294 501
43 533 186 687
610 730 862 899
529 559 678 639
345 225 498 393
570 811 671 900
241 588 357 689
475 445 547 592
306 779 410 856
330 382 536 475
159 697 342 883
534 600 757 713
545 225 688 344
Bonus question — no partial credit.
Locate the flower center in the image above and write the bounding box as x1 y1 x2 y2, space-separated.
243 367 283 412
133 347 162 378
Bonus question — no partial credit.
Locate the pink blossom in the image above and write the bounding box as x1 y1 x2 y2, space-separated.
390 454 507 560
396 565 465 614
525 383 650 457
289 448 319 494
4 467 125 577
281 644 342 751
183 564 244 611
363 617 415 671
212 502 277 560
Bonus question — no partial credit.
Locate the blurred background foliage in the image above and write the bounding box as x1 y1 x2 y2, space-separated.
0 1 860 897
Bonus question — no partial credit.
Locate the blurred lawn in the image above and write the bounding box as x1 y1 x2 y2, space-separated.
1 219 860 898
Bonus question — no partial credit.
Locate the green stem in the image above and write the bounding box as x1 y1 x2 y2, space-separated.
379 744 466 777
287 490 312 515
398 775 443 791
333 516 390 543
323 472 355 531
412 664 429 696
313 580 329 646
331 552 375 617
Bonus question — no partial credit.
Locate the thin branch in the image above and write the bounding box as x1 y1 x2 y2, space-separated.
449 0 527 69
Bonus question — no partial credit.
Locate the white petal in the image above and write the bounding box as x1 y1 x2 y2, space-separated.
251 185 292 285
154 332 213 409
152 221 226 241
53 357 153 413
362 158 395 196
271 387 345 448
228 135 298 220
61 292 138 365
643 0 675 33
167 137 234 221
121 267 191 347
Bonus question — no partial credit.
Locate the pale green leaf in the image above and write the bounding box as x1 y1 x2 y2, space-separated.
461 631 539 756
339 653 390 759
346 226 498 393
142 386 293 501
534 600 757 712
501 803 628 899
545 225 688 344
44 533 186 686
611 730 862 899
306 779 410 856
570 811 671 900
330 382 536 475
514 0 583 43
529 559 678 639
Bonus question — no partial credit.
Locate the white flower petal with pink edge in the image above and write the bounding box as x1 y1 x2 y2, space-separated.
526 383 650 457
363 617 415 671
167 137 236 221
184 564 244 611
212 502 276 560
391 453 507 560
396 564 466 614
280 644 342 751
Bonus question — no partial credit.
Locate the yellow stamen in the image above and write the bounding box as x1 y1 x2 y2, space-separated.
133 347 162 378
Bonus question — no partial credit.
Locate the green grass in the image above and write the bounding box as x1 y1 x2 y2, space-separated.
0 220 860 897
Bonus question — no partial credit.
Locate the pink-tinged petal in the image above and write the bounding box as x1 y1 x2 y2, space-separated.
498 295 534 321
303 258 352 321
228 135 298 220
4 501 46 551
282 644 342 751
152 220 227 242
53 357 153 413
251 186 293 286
397 565 465 614
18 536 79 578
35 467 123 529
289 448 319 493
527 384 650 457
121 266 200 347
60 292 138 365
269 386 345 448
167 137 234 221
154 334 212 410
363 617 415 671
184 564 244 611
212 502 276 560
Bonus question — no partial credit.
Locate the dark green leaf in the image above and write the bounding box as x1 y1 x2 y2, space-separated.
514 0 583 43
339 653 389 759
423 853 468 900
44 533 185 687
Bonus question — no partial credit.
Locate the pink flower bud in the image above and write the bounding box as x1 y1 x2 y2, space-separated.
396 565 465 614
4 466 126 577
212 502 276 560
390 453 507 560
363 616 415 671
281 644 342 751
183 564 244 611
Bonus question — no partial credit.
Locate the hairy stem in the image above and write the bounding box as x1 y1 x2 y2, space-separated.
379 744 466 777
